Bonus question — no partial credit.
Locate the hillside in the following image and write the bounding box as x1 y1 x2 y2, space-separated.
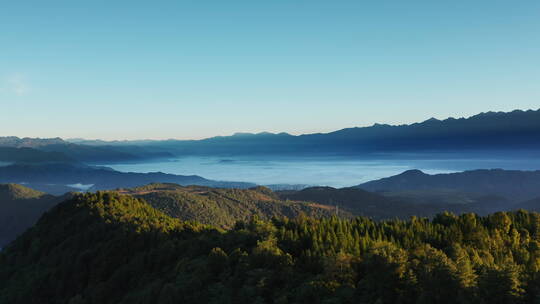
278 186 510 219
0 184 68 248
119 183 345 228
278 186 419 220
357 169 540 203
2 192 540 303
379 189 493 205
0 182 338 248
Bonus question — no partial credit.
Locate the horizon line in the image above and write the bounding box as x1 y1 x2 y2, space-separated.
3 107 539 142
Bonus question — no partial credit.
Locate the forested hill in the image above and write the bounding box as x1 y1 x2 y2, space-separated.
120 183 342 228
2 192 540 303
0 183 337 249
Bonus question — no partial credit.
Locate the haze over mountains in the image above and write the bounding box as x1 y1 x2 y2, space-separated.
1 110 540 303
1 108 540 196
0 136 172 163
2 109 540 161
4 0 539 300
0 163 255 195
68 109 540 156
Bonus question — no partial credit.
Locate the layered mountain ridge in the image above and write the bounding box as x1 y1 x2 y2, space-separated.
66 108 540 155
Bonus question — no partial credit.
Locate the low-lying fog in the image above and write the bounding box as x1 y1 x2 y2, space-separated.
107 152 540 188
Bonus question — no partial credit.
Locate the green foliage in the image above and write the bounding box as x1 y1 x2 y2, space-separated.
127 183 341 228
2 191 540 303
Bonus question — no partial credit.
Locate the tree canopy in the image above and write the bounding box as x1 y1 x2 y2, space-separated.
2 192 540 303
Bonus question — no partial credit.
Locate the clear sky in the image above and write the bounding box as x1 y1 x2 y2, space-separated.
1 1 539 140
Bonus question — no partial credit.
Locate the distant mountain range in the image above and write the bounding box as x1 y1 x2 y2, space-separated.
0 136 173 163
1 108 539 230
0 136 65 148
0 163 255 195
68 108 540 155
3 109 540 164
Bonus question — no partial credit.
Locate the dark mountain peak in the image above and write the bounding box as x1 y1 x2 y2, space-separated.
469 111 507 119
283 186 386 203
399 169 427 177
468 108 540 120
423 117 440 123
302 186 338 191
371 123 392 128
277 132 293 136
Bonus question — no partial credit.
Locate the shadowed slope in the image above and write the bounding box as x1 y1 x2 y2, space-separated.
358 169 540 203
0 184 69 247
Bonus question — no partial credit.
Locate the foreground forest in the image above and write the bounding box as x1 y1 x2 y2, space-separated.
2 192 540 303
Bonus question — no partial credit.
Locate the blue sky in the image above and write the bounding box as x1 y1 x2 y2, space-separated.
1 1 539 140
